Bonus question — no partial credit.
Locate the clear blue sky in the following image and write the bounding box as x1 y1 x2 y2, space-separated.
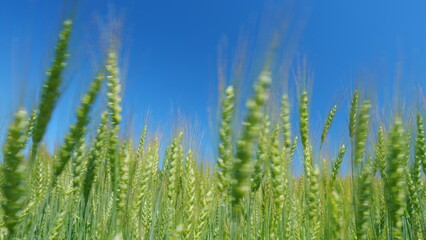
1 0 426 167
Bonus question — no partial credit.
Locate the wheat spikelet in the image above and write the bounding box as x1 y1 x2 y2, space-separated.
349 90 359 139
375 126 387 178
183 150 197 239
83 111 109 204
231 69 271 215
117 144 131 227
354 100 371 168
330 144 346 183
217 86 235 195
355 160 372 240
251 115 270 192
386 117 407 240
321 105 337 146
32 20 72 156
106 49 122 198
281 94 292 149
299 90 310 150
269 125 283 239
53 72 103 184
414 113 425 182
2 108 28 236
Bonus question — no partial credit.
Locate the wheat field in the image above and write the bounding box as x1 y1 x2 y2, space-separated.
0 19 425 240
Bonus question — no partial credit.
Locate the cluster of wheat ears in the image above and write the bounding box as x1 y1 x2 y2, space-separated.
1 19 425 240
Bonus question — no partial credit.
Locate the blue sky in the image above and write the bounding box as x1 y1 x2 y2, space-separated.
1 0 426 168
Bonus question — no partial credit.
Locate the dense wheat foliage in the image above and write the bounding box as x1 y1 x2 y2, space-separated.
0 19 425 240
